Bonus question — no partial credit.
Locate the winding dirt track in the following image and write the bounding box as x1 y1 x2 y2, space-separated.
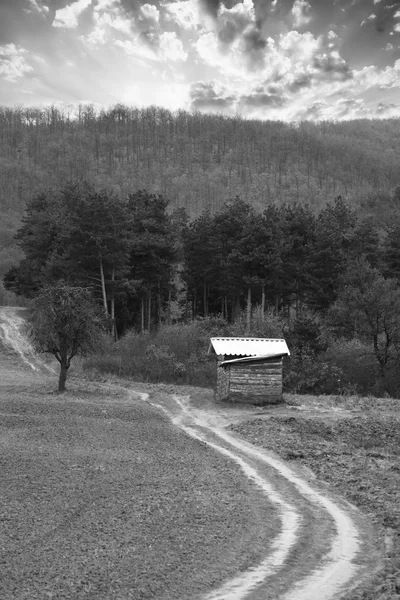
0 306 376 600
144 392 374 600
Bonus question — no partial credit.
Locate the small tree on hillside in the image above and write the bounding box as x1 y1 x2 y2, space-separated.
30 285 105 392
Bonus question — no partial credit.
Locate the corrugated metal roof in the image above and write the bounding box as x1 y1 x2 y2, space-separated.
209 338 290 357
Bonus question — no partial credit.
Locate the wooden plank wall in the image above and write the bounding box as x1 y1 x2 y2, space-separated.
229 359 283 405
216 357 230 401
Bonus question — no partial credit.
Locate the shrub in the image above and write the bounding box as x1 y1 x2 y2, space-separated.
284 351 343 395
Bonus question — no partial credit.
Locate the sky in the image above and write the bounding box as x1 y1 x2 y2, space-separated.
0 0 400 121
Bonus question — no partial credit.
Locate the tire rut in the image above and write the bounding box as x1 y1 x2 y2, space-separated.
145 392 371 600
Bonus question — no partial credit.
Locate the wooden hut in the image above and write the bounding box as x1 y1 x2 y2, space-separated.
209 338 290 405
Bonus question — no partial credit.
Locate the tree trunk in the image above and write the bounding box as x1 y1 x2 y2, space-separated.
111 265 117 340
246 287 252 334
99 259 108 316
204 280 208 317
141 296 145 333
232 296 241 321
261 285 265 322
58 358 68 392
158 283 162 327
147 288 152 332
167 288 172 325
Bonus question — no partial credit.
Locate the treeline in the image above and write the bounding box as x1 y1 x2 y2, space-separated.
1 104 400 226
6 182 400 397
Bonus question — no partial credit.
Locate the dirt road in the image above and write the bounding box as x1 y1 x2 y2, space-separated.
0 306 379 600
144 390 378 600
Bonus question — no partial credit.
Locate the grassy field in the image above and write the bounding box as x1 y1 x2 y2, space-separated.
230 394 400 600
0 354 278 600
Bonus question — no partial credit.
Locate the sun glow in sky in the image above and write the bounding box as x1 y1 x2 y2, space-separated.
1 0 400 120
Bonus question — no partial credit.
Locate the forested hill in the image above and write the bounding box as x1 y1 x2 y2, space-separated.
1 106 400 276
1 105 400 225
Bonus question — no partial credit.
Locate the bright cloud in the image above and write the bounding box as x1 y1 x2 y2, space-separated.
164 0 202 30
0 44 33 82
159 32 187 61
53 0 92 29
140 3 159 24
83 0 132 44
116 31 187 62
292 0 312 28
26 0 49 15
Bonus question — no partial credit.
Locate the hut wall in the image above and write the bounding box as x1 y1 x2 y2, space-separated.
216 356 230 400
228 359 283 405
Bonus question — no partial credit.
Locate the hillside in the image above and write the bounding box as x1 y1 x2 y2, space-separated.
1 105 400 283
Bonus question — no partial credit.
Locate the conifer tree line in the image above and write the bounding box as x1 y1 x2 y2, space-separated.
6 180 400 395
4 181 400 325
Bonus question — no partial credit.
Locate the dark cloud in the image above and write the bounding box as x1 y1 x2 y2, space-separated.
288 74 313 92
373 1 400 33
199 0 221 20
190 81 236 111
217 6 251 45
313 53 353 80
239 86 287 108
301 101 325 119
241 27 267 69
376 101 399 113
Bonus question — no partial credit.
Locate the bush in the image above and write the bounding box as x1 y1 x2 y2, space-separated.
82 319 224 386
284 351 343 395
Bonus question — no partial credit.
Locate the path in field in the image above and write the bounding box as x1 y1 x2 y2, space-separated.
0 307 54 372
146 393 374 600
0 306 374 600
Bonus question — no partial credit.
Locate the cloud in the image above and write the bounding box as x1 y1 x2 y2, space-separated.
199 0 221 20
159 32 188 60
83 0 132 44
291 0 312 28
53 0 92 29
239 87 287 109
361 13 377 26
0 44 34 82
116 31 187 62
164 0 202 29
140 3 160 24
26 0 49 15
313 51 352 80
190 80 237 112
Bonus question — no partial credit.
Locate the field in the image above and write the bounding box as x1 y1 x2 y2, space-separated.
1 314 400 599
0 353 277 600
